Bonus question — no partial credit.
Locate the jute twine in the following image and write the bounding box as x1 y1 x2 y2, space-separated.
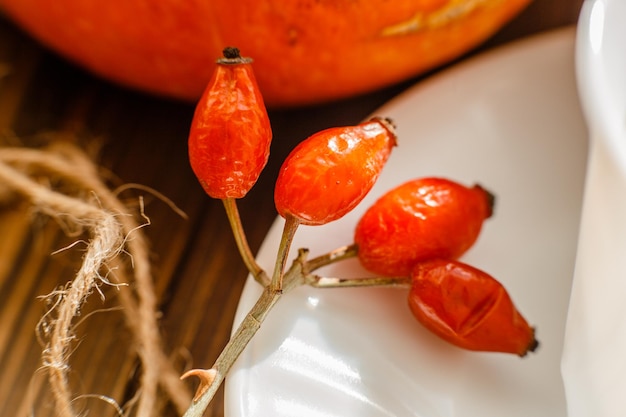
0 140 191 416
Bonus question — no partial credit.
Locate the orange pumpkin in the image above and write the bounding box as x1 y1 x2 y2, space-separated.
0 0 531 107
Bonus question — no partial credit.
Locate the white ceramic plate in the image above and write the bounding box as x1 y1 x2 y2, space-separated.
225 27 587 417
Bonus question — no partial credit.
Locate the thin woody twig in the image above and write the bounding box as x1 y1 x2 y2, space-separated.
181 248 308 417
306 275 411 289
304 243 359 271
269 215 300 292
222 197 270 286
180 244 411 417
301 243 411 288
181 287 281 416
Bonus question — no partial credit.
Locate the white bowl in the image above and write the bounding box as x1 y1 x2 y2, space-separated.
576 0 626 174
562 1 626 416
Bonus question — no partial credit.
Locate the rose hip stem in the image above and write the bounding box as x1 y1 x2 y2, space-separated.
223 198 270 286
270 215 300 292
303 243 411 288
181 246 308 417
182 285 281 416
181 243 412 417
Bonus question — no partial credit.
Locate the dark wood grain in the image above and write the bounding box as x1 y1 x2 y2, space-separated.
0 1 584 416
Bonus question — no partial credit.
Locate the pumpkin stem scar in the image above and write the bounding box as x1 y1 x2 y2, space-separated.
380 0 498 36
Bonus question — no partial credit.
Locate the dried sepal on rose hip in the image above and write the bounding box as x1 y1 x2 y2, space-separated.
354 177 494 277
274 117 397 226
188 47 272 199
408 259 538 356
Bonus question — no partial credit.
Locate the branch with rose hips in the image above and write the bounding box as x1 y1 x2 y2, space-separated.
181 47 538 417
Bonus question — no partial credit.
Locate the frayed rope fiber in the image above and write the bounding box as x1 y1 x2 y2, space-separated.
0 142 191 416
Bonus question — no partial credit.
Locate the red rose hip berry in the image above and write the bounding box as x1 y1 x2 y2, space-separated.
275 117 396 226
409 259 538 356
355 177 494 277
188 47 272 199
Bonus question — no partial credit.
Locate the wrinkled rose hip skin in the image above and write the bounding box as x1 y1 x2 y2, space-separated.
275 118 396 226
355 177 494 277
409 259 538 356
188 47 272 199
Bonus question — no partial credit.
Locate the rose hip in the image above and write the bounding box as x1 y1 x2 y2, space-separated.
274 117 396 226
408 259 538 356
188 47 272 199
355 177 494 277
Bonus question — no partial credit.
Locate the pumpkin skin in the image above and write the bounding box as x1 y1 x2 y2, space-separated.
0 0 531 107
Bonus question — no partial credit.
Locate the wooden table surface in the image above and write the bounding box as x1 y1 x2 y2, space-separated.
0 1 584 416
